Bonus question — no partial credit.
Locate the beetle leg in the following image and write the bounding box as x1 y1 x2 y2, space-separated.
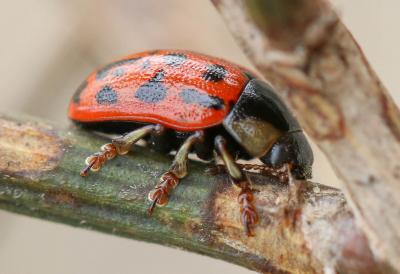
207 163 288 182
214 135 259 237
80 124 164 176
147 131 204 215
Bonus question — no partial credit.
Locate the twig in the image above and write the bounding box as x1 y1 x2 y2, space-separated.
211 1 400 273
0 115 382 273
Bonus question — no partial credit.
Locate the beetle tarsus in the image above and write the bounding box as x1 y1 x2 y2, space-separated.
79 125 162 177
80 143 117 177
214 136 260 236
80 159 96 177
147 132 202 215
238 184 258 237
147 197 159 216
147 172 179 214
242 215 255 237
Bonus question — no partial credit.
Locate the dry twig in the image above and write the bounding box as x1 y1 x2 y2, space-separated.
211 0 400 273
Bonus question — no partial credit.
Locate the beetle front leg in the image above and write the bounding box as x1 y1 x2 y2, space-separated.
214 135 259 236
147 131 204 215
80 124 164 176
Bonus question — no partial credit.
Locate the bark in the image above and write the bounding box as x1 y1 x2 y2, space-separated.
0 114 385 274
210 0 400 273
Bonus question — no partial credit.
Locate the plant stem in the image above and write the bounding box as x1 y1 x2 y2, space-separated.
0 115 382 273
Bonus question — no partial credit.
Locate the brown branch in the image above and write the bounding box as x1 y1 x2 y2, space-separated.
0 115 385 274
211 0 400 273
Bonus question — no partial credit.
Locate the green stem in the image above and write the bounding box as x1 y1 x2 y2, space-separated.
0 115 375 273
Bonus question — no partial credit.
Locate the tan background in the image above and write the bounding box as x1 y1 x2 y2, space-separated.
0 1 399 274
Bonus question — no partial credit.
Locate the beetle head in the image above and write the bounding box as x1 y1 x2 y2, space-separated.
223 79 313 179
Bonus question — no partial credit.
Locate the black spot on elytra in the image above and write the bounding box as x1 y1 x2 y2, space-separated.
96 57 142 79
96 86 118 105
202 64 227 82
163 53 187 67
179 88 224 110
72 80 88 104
135 70 167 104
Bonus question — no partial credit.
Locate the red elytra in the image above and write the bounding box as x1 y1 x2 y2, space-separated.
68 49 250 131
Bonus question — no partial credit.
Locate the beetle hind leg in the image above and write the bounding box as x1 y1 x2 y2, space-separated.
80 124 164 177
238 186 258 236
147 131 204 215
80 143 118 176
147 171 179 214
214 135 259 236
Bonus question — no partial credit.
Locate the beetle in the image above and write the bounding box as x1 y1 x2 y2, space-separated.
69 49 313 236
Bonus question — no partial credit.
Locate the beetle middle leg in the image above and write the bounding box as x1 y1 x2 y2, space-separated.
214 135 259 236
147 131 205 215
80 124 164 176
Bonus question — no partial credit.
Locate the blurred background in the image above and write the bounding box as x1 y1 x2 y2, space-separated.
0 1 399 273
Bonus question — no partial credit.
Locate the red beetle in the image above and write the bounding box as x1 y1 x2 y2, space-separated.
69 49 313 236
